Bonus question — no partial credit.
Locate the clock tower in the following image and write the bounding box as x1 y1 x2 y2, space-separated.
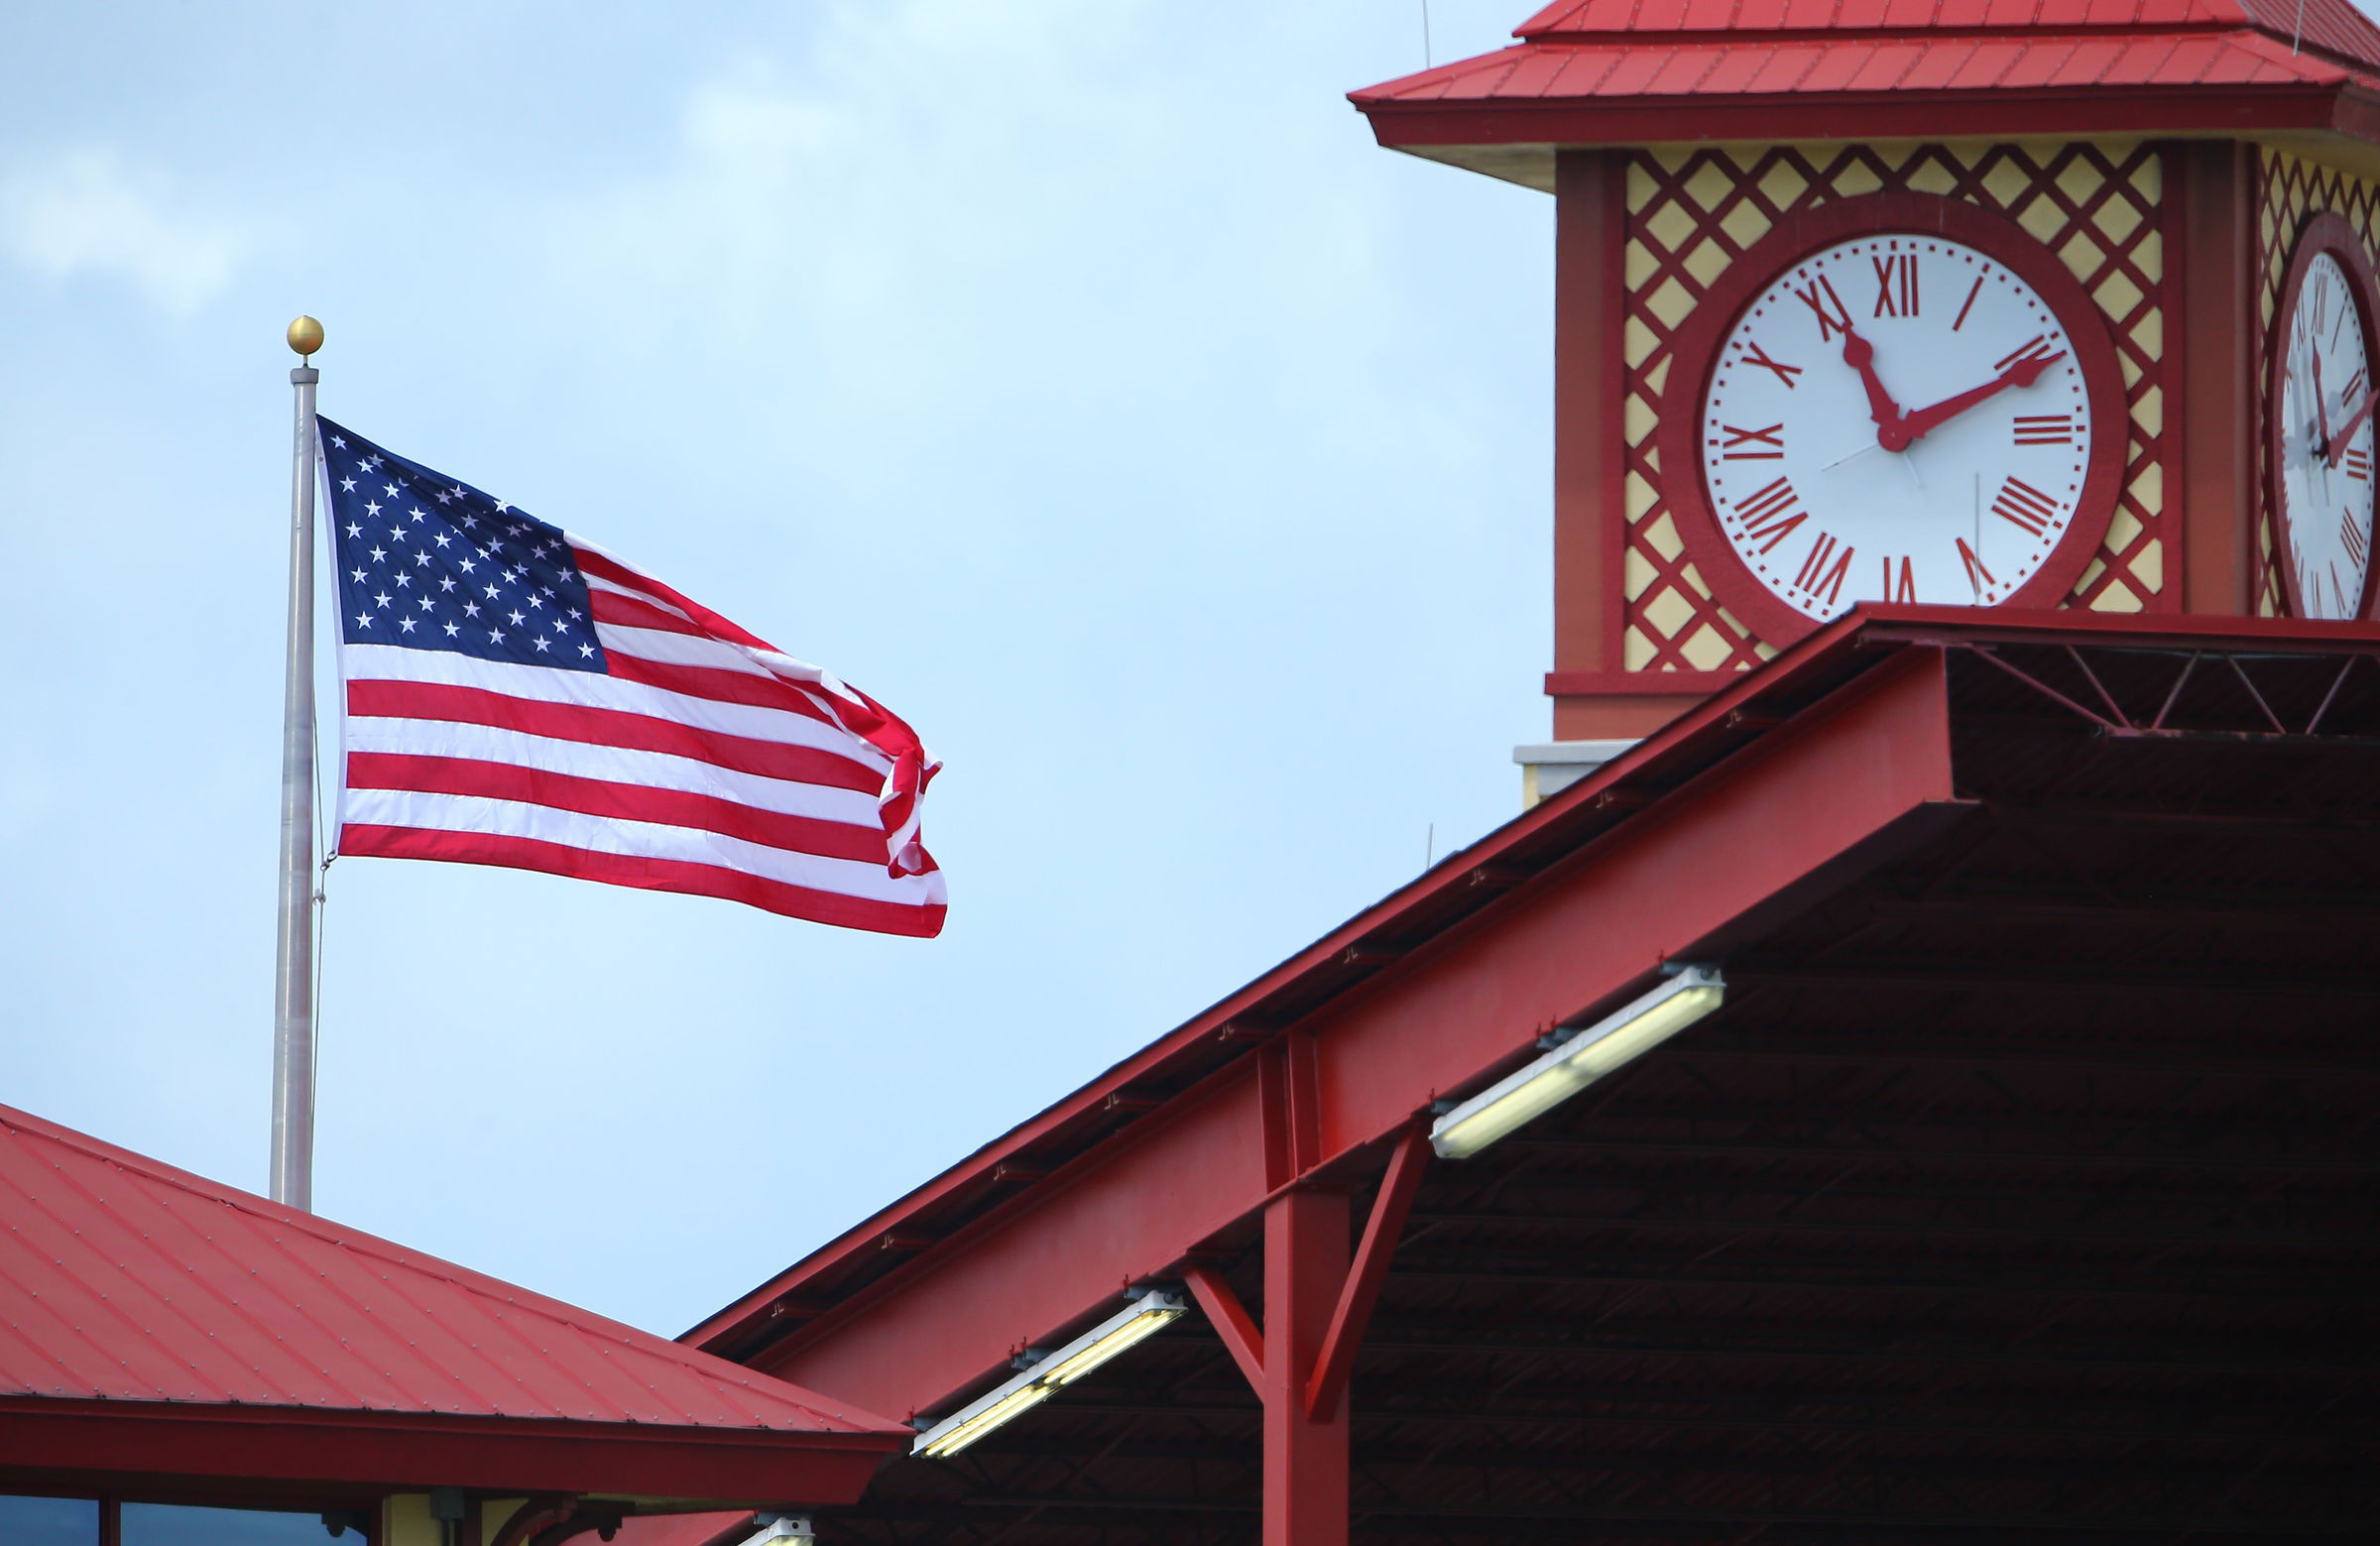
1353 0 2380 800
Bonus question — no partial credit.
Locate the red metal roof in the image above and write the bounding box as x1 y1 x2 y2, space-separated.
1352 0 2380 171
0 1102 906 1497
1516 0 2380 68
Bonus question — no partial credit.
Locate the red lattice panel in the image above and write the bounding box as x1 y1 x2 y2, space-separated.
2253 151 2380 618
1621 142 2170 674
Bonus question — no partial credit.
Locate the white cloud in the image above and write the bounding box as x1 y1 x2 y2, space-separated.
1 149 246 315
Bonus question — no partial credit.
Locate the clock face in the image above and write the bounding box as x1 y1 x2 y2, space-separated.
1697 232 2100 624
2272 230 2379 622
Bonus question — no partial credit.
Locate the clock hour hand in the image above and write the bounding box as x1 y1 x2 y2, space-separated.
2311 350 2336 454
1840 327 1904 432
2324 389 2379 465
1881 348 2068 452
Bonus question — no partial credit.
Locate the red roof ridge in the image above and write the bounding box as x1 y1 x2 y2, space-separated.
0 1102 906 1436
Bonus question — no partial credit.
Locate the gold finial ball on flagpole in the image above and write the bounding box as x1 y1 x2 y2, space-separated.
287 315 324 358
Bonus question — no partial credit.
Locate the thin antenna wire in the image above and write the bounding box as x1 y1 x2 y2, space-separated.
1422 0 1433 66
1425 822 1435 870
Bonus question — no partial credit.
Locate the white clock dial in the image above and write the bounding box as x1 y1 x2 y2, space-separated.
2276 251 2377 621
1700 234 2095 621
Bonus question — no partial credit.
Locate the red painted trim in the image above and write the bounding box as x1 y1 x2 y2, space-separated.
1656 193 2130 646
1182 1266 1265 1392
1304 1125 1430 1422
1546 668 1745 695
0 1398 895 1501
2265 210 2380 621
1358 83 2361 152
2168 139 2262 616
1554 150 1630 679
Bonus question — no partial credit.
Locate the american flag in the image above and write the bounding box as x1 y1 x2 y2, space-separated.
319 418 946 938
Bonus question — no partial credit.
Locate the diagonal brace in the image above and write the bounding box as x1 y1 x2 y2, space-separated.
1304 1122 1430 1421
1183 1263 1266 1391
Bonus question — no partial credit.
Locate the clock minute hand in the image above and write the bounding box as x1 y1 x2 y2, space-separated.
2325 390 2379 464
1882 348 2068 452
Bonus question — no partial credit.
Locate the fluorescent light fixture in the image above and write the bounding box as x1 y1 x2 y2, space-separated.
737 1517 813 1546
1431 965 1724 1159
912 1288 1186 1459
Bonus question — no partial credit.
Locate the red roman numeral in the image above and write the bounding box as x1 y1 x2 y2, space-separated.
2343 512 2370 568
1990 476 2063 537
1880 554 1916 603
1719 422 1786 459
2013 415 2075 445
2344 446 2371 482
1732 477 1806 552
1793 275 1854 342
1738 339 1804 389
1953 275 1984 332
1870 253 1918 318
1957 536 1997 596
1794 531 1854 607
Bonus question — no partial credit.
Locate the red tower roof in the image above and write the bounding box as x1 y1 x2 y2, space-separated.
0 1103 906 1499
1354 0 2380 185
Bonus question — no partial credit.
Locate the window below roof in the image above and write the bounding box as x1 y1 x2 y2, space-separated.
0 1498 356 1546
0 1495 98 1546
124 1504 349 1546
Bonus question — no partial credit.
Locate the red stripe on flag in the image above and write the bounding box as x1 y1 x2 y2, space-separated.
574 547 781 654
589 586 713 640
601 649 843 719
345 753 893 865
346 680 885 793
342 824 946 938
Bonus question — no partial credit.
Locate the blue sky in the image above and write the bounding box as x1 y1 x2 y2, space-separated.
0 1 1550 1337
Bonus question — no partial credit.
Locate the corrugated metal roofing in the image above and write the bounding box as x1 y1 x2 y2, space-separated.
0 1103 899 1436
1356 0 2380 107
1360 29 2335 103
1517 0 2380 69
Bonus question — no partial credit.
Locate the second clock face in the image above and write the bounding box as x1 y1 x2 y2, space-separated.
2273 243 2377 622
1699 232 2098 623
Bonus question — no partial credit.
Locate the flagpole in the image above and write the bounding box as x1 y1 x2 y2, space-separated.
272 315 323 1211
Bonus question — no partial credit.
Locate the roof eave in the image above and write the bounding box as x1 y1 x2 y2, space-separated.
1353 78 2373 190
0 1395 903 1503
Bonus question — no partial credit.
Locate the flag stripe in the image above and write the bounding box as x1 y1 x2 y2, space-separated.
346 680 887 792
343 646 876 765
345 754 895 865
344 718 888 828
589 585 713 641
598 646 845 720
573 544 779 654
342 788 937 904
342 825 946 937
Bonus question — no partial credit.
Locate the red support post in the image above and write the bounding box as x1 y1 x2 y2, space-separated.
1263 1187 1350 1546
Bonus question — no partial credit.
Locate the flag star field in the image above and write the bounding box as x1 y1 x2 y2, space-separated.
325 429 607 672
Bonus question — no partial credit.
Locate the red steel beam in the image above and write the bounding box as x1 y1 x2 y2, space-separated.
745 648 1957 1422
